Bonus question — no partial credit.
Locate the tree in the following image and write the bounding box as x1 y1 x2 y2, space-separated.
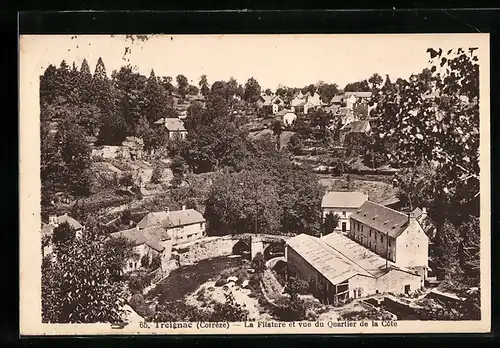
264 88 272 96
150 166 163 184
244 77 261 103
272 120 282 150
112 65 147 133
434 220 462 280
375 47 479 222
52 221 76 256
251 252 266 273
144 69 171 124
103 235 138 280
210 292 249 322
199 74 210 97
204 169 282 236
184 101 205 132
344 79 370 92
140 254 150 268
287 134 302 155
323 212 340 235
142 126 168 153
368 73 384 92
318 83 339 103
42 235 129 323
56 116 92 197
188 85 199 95
176 74 189 98
394 162 436 211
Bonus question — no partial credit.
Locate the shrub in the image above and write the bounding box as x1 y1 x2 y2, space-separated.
251 252 266 274
128 293 154 320
150 166 162 184
150 254 162 270
128 272 153 294
273 296 307 321
286 277 310 296
140 254 150 268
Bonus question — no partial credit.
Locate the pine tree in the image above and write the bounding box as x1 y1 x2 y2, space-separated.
144 69 168 124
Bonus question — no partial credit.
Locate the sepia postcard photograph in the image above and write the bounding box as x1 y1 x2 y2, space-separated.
19 33 490 335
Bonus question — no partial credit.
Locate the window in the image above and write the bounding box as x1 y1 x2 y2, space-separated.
380 234 383 243
200 222 203 229
134 262 137 268
342 211 346 217
405 285 411 294
129 262 133 269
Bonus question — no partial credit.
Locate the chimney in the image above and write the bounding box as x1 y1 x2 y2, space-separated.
421 207 428 219
182 205 186 211
166 207 169 213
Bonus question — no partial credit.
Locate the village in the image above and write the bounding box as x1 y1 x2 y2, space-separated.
39 42 481 324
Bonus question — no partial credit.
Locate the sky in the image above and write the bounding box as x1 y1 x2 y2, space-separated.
21 34 485 90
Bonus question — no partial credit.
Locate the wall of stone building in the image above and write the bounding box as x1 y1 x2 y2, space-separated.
395 219 429 269
375 269 423 295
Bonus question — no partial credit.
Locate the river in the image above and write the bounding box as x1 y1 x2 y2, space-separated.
147 256 245 304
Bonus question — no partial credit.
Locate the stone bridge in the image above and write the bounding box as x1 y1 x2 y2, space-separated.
231 234 290 261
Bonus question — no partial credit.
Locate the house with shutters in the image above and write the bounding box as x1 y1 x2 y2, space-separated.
349 201 429 279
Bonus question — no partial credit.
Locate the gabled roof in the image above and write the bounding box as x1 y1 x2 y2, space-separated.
287 234 372 285
351 201 410 239
342 120 371 133
321 191 368 209
137 209 206 229
42 214 83 236
164 118 186 132
108 226 168 252
330 95 344 104
321 232 395 277
344 91 373 98
276 109 295 117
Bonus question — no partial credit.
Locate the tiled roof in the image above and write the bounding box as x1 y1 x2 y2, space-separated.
344 91 373 98
330 95 344 103
342 120 371 133
351 201 410 239
276 109 295 117
287 234 372 285
321 191 368 209
108 226 168 252
164 118 186 132
137 209 206 229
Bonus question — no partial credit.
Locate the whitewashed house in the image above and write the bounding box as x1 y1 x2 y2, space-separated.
321 192 368 233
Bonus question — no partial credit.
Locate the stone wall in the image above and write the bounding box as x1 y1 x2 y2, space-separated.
177 237 235 266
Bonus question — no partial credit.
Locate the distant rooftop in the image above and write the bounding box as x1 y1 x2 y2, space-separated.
321 191 368 209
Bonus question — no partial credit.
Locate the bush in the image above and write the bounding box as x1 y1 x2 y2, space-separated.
150 166 163 184
286 277 310 296
150 254 162 270
140 254 150 268
273 296 307 321
128 272 153 294
251 252 266 274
